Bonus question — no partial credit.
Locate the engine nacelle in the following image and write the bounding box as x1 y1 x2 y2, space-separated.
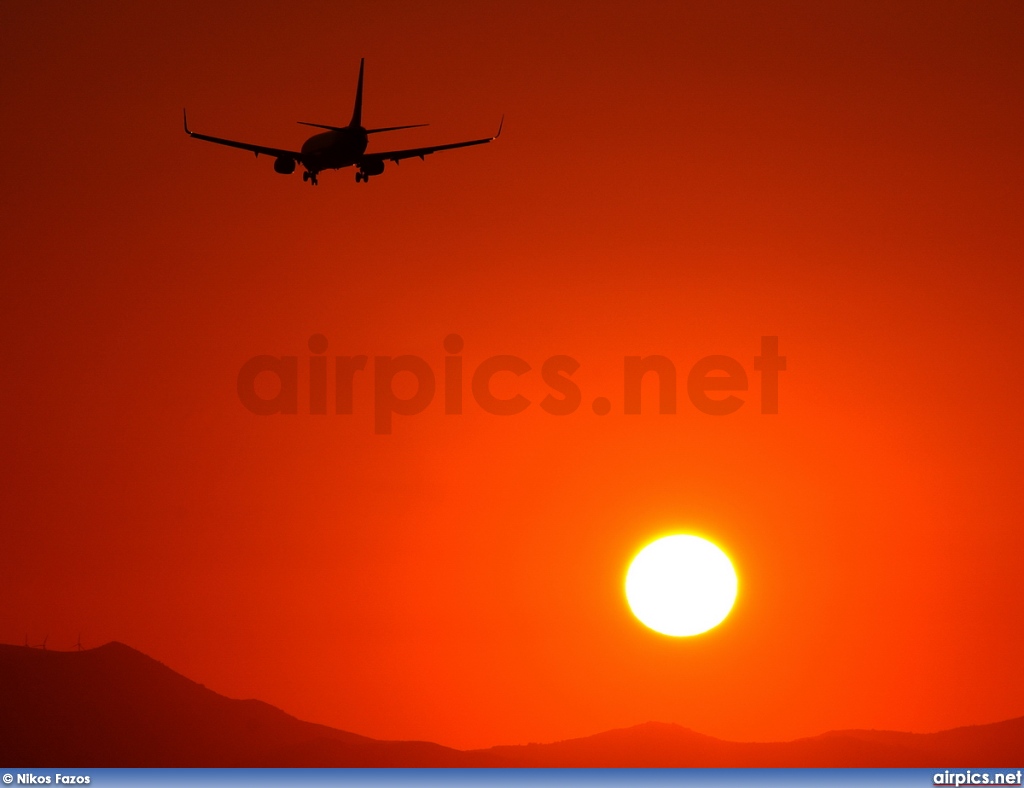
360 159 385 177
273 156 296 174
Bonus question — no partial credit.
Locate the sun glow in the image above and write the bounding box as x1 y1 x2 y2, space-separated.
625 535 738 637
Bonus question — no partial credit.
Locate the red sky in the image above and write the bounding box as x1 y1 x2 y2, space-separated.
2 0 1023 751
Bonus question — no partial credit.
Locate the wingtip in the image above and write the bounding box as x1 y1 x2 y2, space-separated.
495 114 504 139
182 108 190 135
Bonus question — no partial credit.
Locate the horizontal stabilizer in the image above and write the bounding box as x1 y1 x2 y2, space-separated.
366 123 429 134
297 121 348 132
298 122 429 134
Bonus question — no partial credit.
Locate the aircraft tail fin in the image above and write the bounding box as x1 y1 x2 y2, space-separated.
349 58 364 128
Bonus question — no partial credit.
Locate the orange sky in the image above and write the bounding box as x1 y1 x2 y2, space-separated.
2 0 1023 751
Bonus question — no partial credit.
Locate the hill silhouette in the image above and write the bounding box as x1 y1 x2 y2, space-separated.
1 642 1021 767
0 642 500 766
481 719 1024 767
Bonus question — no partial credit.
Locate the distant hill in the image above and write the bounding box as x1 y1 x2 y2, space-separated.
479 718 1024 767
1 642 1021 767
0 642 500 766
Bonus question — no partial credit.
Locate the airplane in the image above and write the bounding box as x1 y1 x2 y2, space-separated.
183 59 501 186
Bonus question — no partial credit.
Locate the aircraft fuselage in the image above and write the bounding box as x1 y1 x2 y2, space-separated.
299 127 369 171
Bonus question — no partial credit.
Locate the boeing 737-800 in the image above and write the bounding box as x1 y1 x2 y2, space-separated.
184 59 501 185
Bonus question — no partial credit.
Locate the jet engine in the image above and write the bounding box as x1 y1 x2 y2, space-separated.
360 159 385 177
273 156 296 174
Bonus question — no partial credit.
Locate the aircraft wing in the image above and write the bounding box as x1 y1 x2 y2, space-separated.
365 117 503 164
183 110 303 160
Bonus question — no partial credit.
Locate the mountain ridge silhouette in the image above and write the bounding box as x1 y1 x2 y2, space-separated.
2 642 1021 767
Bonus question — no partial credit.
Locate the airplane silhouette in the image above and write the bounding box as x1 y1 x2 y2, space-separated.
183 59 501 186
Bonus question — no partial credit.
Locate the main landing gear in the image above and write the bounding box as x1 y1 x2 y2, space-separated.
355 171 371 183
302 171 319 186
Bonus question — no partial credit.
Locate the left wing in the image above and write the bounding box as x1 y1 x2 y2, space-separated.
364 116 503 164
183 110 303 160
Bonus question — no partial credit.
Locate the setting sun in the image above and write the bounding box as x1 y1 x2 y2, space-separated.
626 535 738 637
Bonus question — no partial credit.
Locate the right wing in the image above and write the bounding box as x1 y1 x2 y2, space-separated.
366 116 503 164
183 110 303 160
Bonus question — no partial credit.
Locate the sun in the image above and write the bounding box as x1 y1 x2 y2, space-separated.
625 534 738 636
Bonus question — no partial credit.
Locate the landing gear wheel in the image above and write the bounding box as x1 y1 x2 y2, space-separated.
355 172 365 183
304 171 318 186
